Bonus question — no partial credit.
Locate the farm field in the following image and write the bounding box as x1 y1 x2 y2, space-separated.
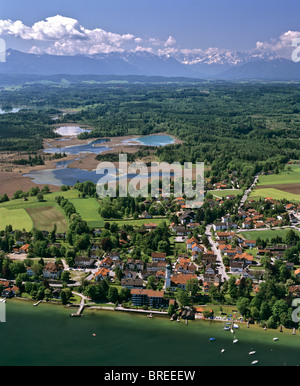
256 164 300 185
0 207 33 231
69 197 104 228
0 189 81 232
26 206 68 233
250 164 300 202
249 187 300 202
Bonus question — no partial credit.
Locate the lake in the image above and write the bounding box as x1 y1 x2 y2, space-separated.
122 135 175 147
24 134 176 186
44 138 111 155
1 299 300 366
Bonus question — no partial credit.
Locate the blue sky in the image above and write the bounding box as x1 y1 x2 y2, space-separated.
0 0 299 56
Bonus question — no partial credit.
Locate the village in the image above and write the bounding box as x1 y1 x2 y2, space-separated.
1 178 300 325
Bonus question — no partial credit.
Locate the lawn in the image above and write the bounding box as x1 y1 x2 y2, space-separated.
237 227 300 241
0 207 33 231
207 189 242 198
106 217 170 227
69 197 104 228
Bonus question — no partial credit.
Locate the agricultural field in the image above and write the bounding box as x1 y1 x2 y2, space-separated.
69 197 104 228
25 206 68 233
0 207 33 231
0 189 80 232
249 164 300 202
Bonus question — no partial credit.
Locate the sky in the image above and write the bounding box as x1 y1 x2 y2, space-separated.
0 0 299 58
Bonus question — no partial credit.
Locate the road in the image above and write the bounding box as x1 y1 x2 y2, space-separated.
238 173 260 210
205 224 229 282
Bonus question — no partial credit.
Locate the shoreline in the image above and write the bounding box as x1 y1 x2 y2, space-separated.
0 132 182 196
9 296 299 339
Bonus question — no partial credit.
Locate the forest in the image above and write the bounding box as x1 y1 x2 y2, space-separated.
0 79 300 185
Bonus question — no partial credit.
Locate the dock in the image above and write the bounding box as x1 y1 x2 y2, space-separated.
70 303 85 317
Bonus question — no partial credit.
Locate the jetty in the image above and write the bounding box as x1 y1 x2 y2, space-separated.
70 292 86 317
70 303 85 317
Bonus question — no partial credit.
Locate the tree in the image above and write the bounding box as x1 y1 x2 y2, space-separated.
186 278 199 297
36 192 44 202
272 299 288 323
175 289 189 307
107 286 119 303
60 288 72 305
146 275 156 290
236 297 250 318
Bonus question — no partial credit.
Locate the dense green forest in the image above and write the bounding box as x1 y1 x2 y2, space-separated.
0 79 300 183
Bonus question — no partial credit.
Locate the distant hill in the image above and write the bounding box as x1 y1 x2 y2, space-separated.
0 49 300 81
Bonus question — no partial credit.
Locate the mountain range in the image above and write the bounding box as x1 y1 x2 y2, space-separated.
0 48 300 81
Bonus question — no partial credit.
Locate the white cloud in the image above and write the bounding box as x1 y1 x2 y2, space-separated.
0 15 298 61
256 30 300 59
0 15 180 56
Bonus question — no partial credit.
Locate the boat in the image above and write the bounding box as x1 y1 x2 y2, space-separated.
251 360 258 365
249 351 256 355
224 326 230 331
233 323 239 329
221 349 225 353
177 317 180 322
273 337 278 341
92 333 96 337
147 313 153 318
209 337 216 342
233 338 238 344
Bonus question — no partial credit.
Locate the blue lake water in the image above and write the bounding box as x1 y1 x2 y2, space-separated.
44 138 111 155
25 135 176 186
123 134 175 146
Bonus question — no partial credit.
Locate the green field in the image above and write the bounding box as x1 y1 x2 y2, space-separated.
0 207 33 231
256 164 300 185
106 217 170 227
237 227 300 241
249 188 300 202
0 189 80 231
249 164 300 202
69 197 104 228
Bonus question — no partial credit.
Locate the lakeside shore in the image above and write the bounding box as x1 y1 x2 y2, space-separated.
8 296 300 340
